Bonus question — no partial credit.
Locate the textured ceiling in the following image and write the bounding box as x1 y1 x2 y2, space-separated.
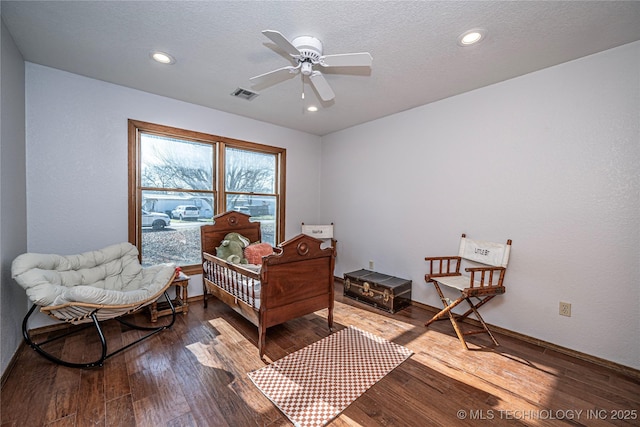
2 1 640 136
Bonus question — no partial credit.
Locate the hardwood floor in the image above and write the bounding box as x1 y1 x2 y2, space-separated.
2 283 639 427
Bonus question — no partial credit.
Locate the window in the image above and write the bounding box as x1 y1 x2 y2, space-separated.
128 120 285 275
225 147 279 245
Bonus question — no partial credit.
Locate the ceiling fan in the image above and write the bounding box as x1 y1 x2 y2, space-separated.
250 30 373 102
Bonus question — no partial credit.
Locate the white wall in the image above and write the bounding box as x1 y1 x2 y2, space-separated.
1 18 28 376
320 41 640 369
25 63 323 327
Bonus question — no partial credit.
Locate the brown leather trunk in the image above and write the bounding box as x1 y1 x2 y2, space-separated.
343 269 412 314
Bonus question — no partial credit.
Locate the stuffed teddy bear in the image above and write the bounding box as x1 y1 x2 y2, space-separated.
215 232 250 264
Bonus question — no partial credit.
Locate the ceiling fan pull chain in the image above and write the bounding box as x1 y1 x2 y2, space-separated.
301 76 305 114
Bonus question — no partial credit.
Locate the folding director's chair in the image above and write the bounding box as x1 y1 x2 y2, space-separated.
424 234 512 349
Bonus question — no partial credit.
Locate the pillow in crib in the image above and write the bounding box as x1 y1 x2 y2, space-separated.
244 243 273 264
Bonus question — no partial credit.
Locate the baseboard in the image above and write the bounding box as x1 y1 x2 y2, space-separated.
333 275 639 380
1 340 25 390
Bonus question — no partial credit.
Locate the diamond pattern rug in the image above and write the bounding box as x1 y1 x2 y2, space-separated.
248 326 413 427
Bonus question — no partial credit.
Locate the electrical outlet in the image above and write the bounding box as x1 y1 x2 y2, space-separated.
369 260 374 270
559 302 571 317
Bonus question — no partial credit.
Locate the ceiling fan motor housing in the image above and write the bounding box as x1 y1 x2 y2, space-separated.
291 36 323 62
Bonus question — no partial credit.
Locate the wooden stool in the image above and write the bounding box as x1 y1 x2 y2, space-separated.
150 272 190 322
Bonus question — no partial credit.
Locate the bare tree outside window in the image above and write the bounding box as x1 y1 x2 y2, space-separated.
226 147 275 193
141 134 213 190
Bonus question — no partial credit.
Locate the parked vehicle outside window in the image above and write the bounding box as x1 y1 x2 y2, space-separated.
171 205 200 220
142 210 171 230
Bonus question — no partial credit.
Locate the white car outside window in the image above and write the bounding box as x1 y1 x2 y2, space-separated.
142 210 171 230
171 205 200 220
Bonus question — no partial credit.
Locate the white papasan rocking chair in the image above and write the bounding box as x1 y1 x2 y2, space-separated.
12 242 177 368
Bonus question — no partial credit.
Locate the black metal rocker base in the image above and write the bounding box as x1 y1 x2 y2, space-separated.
22 291 176 368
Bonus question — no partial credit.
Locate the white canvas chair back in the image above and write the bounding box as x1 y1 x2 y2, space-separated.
301 224 334 240
301 223 336 253
458 236 511 268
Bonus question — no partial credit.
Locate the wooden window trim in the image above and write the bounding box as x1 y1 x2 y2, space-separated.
128 119 286 275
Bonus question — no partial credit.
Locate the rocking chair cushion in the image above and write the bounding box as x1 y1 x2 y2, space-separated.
12 243 175 307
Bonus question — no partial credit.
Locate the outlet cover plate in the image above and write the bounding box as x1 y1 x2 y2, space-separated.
559 302 571 317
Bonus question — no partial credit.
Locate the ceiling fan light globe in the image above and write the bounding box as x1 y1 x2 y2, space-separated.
301 62 313 76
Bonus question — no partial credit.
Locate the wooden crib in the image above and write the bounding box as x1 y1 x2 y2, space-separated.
201 211 336 357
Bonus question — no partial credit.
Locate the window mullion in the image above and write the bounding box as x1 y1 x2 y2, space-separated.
216 142 226 214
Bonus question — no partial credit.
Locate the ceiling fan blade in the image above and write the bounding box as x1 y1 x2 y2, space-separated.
309 71 335 101
250 66 298 87
320 52 373 68
262 30 300 56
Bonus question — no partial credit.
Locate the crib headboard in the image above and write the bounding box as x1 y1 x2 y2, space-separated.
200 211 262 255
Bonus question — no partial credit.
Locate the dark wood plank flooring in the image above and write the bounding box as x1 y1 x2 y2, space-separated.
2 283 639 426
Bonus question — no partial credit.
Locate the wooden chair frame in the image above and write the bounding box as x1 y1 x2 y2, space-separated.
425 234 512 349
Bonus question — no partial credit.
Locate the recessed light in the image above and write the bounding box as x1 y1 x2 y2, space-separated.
150 51 176 64
457 29 486 46
307 105 318 112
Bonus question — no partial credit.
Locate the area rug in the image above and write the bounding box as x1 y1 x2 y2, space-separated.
248 326 413 427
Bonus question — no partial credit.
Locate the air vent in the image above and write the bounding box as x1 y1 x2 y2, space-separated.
231 87 259 101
